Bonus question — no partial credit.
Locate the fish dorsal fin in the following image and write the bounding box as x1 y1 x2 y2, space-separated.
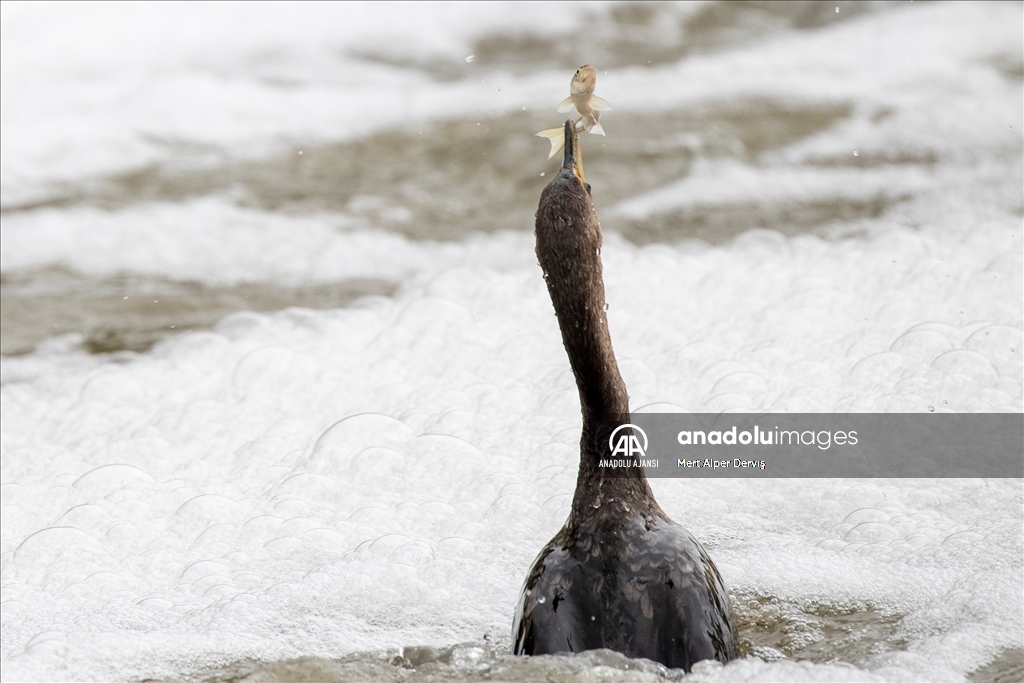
536 127 567 159
556 95 575 113
589 95 611 112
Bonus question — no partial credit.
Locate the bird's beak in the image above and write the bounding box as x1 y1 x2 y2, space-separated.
561 120 585 185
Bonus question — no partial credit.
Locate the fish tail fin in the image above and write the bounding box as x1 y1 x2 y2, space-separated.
589 121 606 137
548 136 566 158
536 127 566 159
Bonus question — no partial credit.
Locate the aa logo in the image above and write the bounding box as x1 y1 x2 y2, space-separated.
608 424 648 458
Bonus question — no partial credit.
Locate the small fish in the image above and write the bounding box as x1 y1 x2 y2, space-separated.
537 65 611 159
559 65 610 136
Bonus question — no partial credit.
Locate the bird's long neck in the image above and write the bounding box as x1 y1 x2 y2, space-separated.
540 223 628 430
535 159 656 522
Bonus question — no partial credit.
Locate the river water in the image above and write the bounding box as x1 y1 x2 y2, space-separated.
1 2 1022 681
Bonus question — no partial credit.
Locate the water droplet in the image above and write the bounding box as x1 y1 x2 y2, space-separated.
853 150 859 156
522 106 527 110
591 616 596 621
892 260 896 264
123 296 128 300
465 55 475 63
298 150 303 155
540 172 545 177
835 5 839 12
943 400 948 404
928 405 935 412
592 501 601 509
538 597 546 603
603 303 609 311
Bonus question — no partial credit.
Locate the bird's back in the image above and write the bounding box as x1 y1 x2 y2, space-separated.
513 512 738 670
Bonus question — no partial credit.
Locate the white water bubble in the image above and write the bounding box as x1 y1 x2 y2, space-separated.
72 464 156 499
465 55 475 63
304 413 416 474
13 526 107 568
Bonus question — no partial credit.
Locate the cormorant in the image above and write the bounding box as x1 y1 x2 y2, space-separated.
512 121 739 671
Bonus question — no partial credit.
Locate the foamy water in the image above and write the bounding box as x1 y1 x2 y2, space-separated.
1 2 1021 682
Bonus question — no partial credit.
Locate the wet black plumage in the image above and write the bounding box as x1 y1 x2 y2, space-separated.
512 121 739 671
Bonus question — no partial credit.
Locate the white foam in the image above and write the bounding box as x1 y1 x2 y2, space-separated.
609 160 934 222
6 2 1020 207
0 2 591 203
2 217 1021 680
0 198 538 285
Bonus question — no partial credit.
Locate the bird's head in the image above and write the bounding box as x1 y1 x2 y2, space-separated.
535 120 598 264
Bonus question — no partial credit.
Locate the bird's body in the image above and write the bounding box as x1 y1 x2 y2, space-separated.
513 121 739 672
514 511 737 670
